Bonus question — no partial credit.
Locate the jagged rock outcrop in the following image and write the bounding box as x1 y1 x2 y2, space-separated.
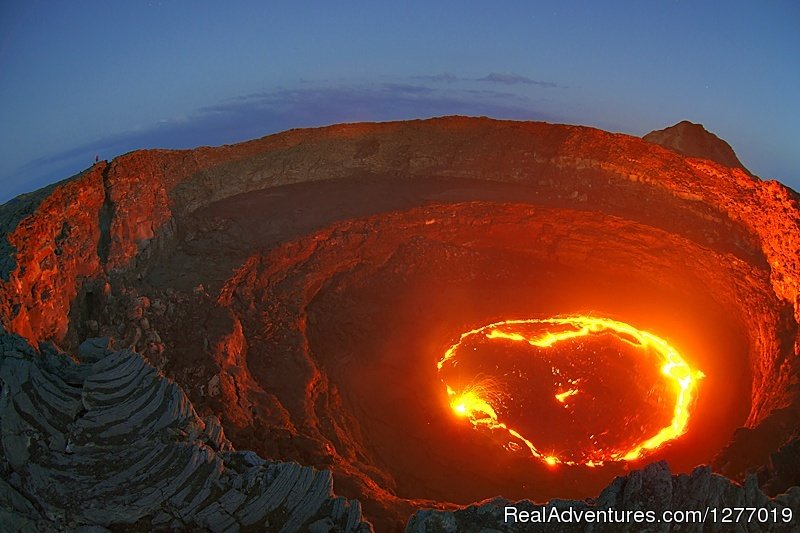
406 462 799 532
0 117 798 529
0 329 371 532
643 120 750 174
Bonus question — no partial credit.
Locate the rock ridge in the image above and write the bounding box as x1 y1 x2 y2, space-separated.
0 329 372 532
406 461 799 532
643 120 750 174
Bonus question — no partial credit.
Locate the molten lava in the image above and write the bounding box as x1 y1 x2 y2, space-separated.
438 316 704 467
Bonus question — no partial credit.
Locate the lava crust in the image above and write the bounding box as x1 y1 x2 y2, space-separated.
1 117 798 530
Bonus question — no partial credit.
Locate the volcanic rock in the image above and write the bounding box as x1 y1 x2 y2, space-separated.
643 120 750 173
1 116 798 530
406 462 799 532
0 328 370 531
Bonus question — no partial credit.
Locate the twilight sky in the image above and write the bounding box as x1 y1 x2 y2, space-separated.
1 1 798 202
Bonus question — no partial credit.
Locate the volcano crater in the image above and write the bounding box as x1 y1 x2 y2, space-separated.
2 117 798 530
221 200 754 508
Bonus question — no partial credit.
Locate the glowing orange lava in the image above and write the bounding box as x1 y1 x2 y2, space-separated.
554 388 579 403
438 316 704 467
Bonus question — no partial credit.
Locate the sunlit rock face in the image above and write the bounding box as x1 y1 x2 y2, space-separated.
1 117 798 530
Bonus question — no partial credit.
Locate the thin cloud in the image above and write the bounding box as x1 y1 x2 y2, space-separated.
411 73 460 83
413 72 561 88
477 72 559 87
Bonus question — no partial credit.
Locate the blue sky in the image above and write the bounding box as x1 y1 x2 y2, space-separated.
1 1 798 202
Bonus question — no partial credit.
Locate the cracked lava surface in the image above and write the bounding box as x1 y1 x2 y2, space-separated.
439 316 704 467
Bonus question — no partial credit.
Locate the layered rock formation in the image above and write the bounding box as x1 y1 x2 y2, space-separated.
1 117 798 530
0 331 370 532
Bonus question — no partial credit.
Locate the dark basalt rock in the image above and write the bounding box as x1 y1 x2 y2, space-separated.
406 461 799 532
0 329 371 532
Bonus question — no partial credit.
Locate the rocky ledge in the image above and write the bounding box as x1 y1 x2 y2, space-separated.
0 329 371 532
407 461 799 532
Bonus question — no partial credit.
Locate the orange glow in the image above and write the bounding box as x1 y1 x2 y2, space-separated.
555 388 579 403
446 380 500 420
439 315 704 467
